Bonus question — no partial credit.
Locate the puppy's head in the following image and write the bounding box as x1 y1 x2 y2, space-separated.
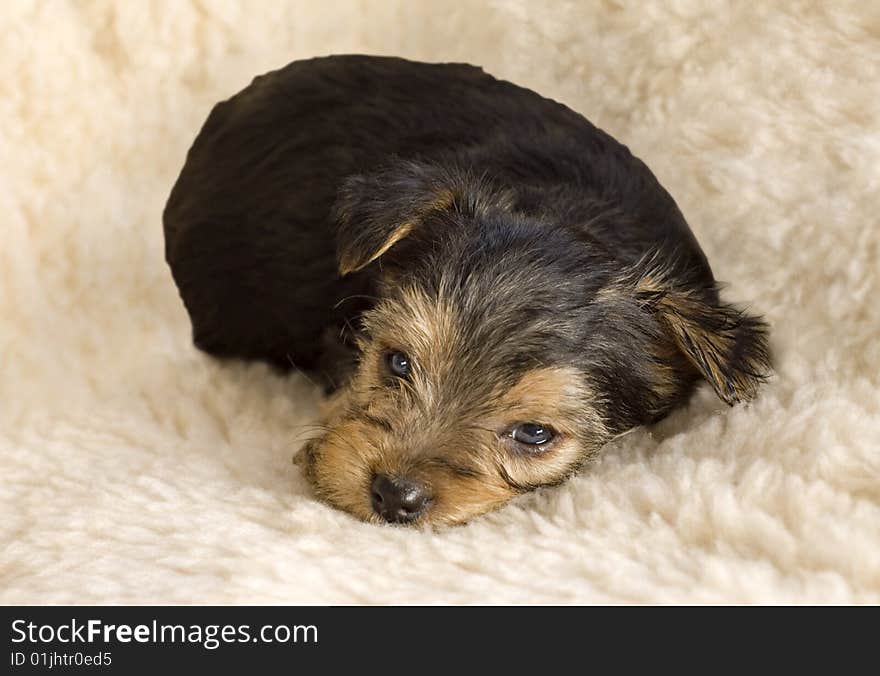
301 162 771 526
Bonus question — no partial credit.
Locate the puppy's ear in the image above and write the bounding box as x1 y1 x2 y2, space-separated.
631 268 772 405
334 161 513 276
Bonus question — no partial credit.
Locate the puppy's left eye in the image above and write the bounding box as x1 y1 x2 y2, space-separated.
509 423 556 447
387 351 412 378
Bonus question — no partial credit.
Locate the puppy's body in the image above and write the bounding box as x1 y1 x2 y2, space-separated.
165 56 705 373
164 56 770 525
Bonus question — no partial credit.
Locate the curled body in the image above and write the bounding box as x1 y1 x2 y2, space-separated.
164 55 771 526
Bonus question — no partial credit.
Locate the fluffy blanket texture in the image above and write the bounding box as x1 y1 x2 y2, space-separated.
2 1 878 604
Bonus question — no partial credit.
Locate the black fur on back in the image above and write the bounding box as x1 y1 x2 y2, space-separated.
163 55 769 424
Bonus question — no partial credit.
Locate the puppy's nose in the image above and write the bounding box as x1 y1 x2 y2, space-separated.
371 474 431 523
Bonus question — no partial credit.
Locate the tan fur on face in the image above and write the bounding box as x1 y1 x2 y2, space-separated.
300 408 383 523
299 286 608 526
488 367 607 490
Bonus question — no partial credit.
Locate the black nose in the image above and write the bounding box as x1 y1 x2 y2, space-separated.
371 474 431 523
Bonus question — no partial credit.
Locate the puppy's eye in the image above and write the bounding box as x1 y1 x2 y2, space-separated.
509 423 555 448
387 351 412 378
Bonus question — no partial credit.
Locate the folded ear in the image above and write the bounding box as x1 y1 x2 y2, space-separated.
333 161 513 276
633 271 772 405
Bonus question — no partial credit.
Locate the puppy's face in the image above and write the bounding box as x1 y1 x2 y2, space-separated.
302 282 609 526
300 163 771 526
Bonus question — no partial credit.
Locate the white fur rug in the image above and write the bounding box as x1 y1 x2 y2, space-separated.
2 1 878 604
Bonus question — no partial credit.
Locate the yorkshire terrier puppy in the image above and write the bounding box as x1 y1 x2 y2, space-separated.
163 55 771 526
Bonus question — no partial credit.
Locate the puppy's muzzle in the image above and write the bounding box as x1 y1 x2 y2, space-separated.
370 474 431 524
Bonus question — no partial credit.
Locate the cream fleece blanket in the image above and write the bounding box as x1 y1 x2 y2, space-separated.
2 1 878 604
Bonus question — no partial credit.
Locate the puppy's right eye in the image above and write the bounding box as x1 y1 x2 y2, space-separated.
510 423 554 445
387 351 412 379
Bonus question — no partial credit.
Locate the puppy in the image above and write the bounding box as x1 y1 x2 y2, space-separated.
163 55 771 526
